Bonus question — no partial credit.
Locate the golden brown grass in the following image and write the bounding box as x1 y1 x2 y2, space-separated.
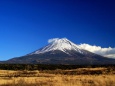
0 67 115 86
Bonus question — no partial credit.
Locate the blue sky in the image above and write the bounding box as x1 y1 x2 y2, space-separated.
0 0 115 60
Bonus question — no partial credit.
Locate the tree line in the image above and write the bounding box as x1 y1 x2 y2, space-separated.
0 64 115 70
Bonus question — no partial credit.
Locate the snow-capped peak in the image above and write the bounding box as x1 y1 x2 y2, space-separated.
31 38 83 55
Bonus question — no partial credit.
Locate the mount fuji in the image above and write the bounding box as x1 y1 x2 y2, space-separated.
6 38 115 65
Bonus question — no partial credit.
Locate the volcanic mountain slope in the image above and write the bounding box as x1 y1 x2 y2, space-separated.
7 38 115 65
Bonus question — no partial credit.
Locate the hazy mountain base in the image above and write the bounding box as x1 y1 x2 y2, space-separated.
0 67 115 86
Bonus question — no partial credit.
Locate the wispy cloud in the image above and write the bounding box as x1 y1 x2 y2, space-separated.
78 43 115 59
48 38 59 43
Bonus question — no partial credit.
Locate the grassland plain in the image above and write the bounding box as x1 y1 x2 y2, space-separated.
0 67 115 86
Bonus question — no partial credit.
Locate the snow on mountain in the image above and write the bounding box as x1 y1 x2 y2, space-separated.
30 38 84 55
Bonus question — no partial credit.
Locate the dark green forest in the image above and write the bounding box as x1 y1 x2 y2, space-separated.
0 64 115 70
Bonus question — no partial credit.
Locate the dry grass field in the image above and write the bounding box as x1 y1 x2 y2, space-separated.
0 67 115 86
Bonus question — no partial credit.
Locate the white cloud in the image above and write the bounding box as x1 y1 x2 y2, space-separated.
48 38 59 43
78 43 115 59
47 38 115 59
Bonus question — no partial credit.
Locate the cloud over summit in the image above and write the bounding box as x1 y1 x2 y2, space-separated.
48 38 59 43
